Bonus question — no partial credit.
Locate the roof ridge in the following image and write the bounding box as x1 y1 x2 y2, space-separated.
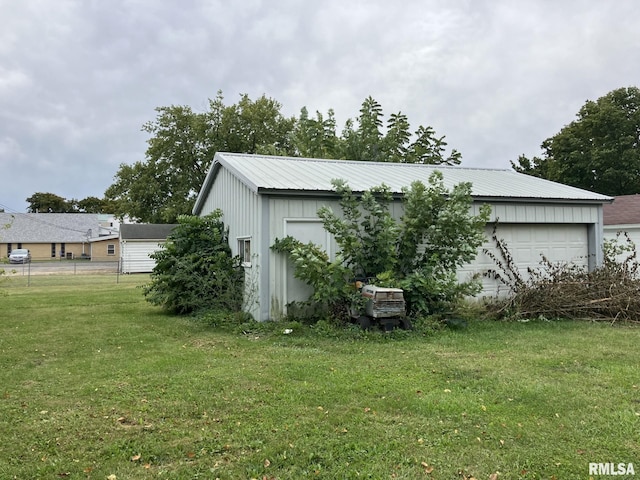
218 152 513 172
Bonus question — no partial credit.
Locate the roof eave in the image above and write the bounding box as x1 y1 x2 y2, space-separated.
258 189 612 204
472 195 613 205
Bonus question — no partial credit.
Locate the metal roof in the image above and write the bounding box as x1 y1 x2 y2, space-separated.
0 213 100 243
194 152 612 213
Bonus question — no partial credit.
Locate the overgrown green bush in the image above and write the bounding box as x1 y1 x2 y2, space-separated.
272 172 491 320
143 211 244 314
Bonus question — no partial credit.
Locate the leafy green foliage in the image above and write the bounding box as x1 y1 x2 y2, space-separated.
143 211 244 314
25 192 113 213
106 92 295 222
512 86 640 195
318 180 399 278
106 92 462 222
290 107 341 158
273 174 490 319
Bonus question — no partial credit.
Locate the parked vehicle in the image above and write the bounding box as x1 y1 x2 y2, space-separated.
9 248 31 264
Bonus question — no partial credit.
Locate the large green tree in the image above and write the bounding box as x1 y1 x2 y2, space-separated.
512 86 640 195
106 92 462 222
26 192 71 213
26 192 113 213
105 92 295 223
338 96 461 165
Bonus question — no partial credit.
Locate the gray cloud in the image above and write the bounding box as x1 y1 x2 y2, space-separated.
1 0 638 211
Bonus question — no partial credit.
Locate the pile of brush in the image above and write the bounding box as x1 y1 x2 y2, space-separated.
484 229 640 323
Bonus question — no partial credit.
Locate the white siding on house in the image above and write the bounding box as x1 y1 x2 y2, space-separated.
604 225 640 263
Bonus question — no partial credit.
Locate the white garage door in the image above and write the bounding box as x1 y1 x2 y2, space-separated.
121 241 164 273
460 223 589 297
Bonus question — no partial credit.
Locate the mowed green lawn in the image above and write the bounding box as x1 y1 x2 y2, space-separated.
0 275 638 479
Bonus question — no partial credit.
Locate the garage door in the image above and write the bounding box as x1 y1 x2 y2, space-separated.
460 223 589 297
121 241 163 273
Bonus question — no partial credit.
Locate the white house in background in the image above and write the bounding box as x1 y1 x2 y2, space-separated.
119 224 177 273
192 152 613 321
603 194 640 256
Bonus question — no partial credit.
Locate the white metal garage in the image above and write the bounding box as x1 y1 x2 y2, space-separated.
120 224 177 273
193 153 612 321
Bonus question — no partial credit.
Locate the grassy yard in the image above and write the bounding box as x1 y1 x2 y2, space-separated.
0 275 638 479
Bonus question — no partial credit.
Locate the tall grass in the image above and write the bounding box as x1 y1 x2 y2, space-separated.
1 276 638 479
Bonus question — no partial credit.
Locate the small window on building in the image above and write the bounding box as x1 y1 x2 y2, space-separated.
7 244 11 256
238 237 251 267
51 243 56 258
107 244 115 255
60 243 66 258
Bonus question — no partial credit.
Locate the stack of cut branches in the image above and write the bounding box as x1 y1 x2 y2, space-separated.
484 228 640 323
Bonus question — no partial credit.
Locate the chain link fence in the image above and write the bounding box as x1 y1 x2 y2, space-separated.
1 259 137 286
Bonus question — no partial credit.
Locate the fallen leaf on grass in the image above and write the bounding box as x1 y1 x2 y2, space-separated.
420 462 434 474
130 454 141 462
264 459 271 468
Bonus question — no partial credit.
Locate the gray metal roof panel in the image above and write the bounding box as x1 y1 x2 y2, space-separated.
212 153 612 202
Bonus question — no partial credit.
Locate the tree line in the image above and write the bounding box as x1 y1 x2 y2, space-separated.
26 86 640 222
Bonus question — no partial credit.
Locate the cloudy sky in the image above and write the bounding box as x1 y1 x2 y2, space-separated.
1 0 638 212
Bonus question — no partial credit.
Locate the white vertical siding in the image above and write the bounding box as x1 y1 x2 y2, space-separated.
475 202 600 223
197 167 262 319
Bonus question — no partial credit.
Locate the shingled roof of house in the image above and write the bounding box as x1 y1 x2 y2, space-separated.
603 195 640 225
0 213 100 243
120 224 178 240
